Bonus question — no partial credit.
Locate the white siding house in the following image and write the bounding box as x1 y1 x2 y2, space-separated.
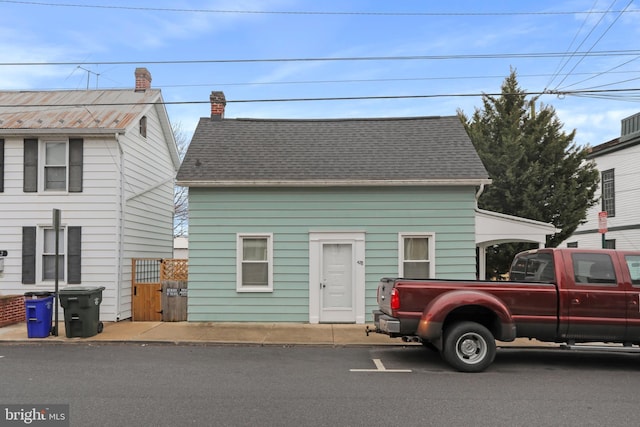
564 112 640 250
0 68 180 321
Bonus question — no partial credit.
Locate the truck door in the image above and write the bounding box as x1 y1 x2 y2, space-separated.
621 253 640 341
563 252 627 341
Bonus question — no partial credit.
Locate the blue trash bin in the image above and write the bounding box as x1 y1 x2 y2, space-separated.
24 292 54 338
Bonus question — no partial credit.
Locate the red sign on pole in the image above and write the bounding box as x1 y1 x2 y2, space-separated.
598 211 608 234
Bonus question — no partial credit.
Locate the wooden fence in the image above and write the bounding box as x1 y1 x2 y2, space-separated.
132 258 188 321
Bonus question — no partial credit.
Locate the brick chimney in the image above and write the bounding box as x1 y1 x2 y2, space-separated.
210 91 226 120
134 68 152 92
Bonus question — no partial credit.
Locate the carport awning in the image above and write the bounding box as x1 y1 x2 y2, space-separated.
475 209 558 247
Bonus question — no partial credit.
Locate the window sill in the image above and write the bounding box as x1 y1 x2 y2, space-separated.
236 287 273 293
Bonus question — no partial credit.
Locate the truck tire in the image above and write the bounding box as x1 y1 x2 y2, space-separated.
442 321 496 372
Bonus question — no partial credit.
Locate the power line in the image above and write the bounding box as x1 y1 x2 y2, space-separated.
2 0 639 16
2 50 640 67
554 0 634 91
20 70 640 92
557 56 640 90
545 0 609 90
577 75 640 91
156 70 640 89
572 92 640 101
2 87 639 108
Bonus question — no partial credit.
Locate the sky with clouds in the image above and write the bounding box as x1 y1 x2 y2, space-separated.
1 0 639 146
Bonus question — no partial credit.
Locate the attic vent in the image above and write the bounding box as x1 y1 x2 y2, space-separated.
621 112 640 142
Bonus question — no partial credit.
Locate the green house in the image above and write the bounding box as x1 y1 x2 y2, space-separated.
177 91 495 323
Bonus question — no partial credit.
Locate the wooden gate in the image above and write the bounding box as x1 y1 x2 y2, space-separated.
132 258 188 321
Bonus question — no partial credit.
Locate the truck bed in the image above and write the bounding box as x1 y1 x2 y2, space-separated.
377 277 558 340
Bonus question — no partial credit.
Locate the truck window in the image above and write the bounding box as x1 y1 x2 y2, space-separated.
510 253 555 282
626 255 640 286
572 253 616 286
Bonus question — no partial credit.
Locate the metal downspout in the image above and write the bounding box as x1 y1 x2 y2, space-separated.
475 184 486 280
115 132 125 321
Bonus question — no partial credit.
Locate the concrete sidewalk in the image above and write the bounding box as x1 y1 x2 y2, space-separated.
0 321 401 346
0 320 558 348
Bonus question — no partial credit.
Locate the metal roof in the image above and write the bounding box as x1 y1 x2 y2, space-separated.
0 89 161 132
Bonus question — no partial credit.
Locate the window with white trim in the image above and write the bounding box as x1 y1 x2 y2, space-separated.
601 169 615 217
44 141 67 191
42 227 65 281
399 233 435 278
139 116 147 138
1 138 5 192
22 226 82 285
23 138 83 193
237 233 273 292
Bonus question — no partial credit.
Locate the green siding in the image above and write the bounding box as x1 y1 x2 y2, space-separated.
187 186 478 322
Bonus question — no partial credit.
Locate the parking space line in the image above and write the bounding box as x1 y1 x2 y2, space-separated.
350 358 412 373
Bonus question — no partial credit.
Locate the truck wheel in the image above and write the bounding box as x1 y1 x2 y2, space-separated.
442 322 496 372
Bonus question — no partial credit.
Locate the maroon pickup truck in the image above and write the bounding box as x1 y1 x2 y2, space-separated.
372 248 640 372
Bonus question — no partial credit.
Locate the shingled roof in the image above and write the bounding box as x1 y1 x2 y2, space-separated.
177 115 490 187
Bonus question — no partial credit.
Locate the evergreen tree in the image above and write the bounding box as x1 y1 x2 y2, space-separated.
459 70 599 275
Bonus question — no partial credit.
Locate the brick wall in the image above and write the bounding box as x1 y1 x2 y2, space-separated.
0 295 25 327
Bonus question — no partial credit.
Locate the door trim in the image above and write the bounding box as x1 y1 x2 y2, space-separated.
309 231 365 324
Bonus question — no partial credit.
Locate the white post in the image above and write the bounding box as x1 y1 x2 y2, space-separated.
478 244 487 280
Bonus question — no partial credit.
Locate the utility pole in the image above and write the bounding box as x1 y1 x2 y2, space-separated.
52 209 61 336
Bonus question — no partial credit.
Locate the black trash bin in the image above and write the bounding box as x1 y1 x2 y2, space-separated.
58 286 105 338
24 291 54 338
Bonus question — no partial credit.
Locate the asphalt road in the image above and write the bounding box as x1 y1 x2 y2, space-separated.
1 343 638 426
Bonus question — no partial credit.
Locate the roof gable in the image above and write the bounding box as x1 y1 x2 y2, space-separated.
177 116 489 187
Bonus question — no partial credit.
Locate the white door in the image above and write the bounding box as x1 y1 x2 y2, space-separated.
309 232 365 324
320 243 354 322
